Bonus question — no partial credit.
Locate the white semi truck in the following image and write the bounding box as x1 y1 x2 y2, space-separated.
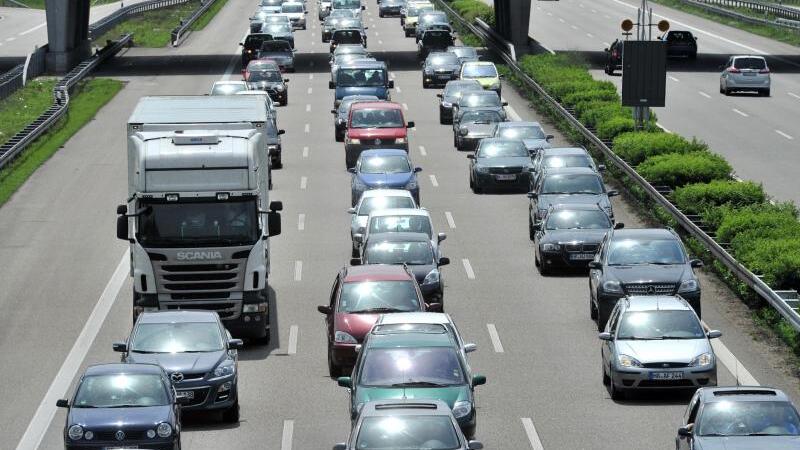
116 96 282 343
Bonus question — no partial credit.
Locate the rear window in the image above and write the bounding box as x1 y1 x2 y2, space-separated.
734 57 767 70
461 93 500 107
428 53 459 65
337 68 386 87
261 41 291 52
281 3 303 12
334 30 363 42
462 64 497 78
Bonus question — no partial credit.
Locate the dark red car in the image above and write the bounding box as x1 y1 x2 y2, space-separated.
344 101 414 168
317 265 439 377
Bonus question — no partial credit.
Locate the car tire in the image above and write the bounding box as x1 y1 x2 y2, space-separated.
761 89 770 97
335 131 343 142
328 347 343 378
537 260 549 275
273 156 282 169
690 300 702 320
422 80 429 89
690 52 697 60
222 401 240 423
463 423 476 440
589 295 598 320
602 361 611 386
528 218 535 241
609 378 626 401
473 181 482 194
379 11 384 17
597 302 612 331
440 113 446 124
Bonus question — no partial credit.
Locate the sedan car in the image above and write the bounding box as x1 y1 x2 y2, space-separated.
317 264 433 376
113 311 244 422
349 189 417 255
417 29 455 59
451 90 507 126
468 138 532 192
244 63 290 105
532 204 619 273
58 363 182 450
589 228 704 330
528 167 618 223
677 387 800 449
261 21 295 49
600 295 719 400
358 207 446 258
492 121 553 155
349 149 422 206
415 11 450 41
447 45 479 65
720 55 771 96
333 94 379 141
378 0 405 16
323 11 358 41
374 312 477 358
333 400 484 450
257 40 296 72
460 61 501 94
454 109 505 151
210 80 249 96
530 147 603 190
356 231 449 304
422 51 462 88
437 79 483 124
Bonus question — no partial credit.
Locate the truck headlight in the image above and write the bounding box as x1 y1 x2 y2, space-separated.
422 269 440 285
602 280 623 294
213 360 236 378
452 401 472 418
690 352 713 367
335 331 358 344
617 354 642 368
68 425 84 440
243 302 267 313
678 279 699 293
541 243 560 252
156 422 172 438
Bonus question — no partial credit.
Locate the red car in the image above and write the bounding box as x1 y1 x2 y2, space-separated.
317 265 439 377
344 101 414 168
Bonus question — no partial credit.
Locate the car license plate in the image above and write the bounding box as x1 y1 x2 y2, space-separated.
176 390 195 400
495 174 516 181
650 371 683 380
569 253 595 260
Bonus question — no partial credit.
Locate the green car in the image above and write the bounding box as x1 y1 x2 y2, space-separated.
337 323 486 437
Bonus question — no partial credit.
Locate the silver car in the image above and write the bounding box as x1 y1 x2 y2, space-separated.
719 55 770 96
356 208 446 258
347 189 417 255
600 295 720 400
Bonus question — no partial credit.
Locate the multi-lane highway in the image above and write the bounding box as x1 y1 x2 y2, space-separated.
2 0 800 449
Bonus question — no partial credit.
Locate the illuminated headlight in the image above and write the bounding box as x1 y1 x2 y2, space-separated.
602 280 623 293
395 137 407 144
690 352 713 367
678 279 699 293
156 422 173 438
276 85 284 91
423 269 440 285
476 166 489 174
243 302 267 313
617 354 642 368
68 425 84 440
335 331 358 344
541 243 561 252
147 429 156 439
213 360 236 377
346 138 361 144
452 401 472 418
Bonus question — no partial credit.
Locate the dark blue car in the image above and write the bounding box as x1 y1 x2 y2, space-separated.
349 149 421 206
330 60 393 106
57 363 182 450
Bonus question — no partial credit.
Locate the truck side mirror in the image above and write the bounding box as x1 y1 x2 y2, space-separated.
268 211 282 237
116 204 127 215
116 215 129 241
269 201 283 211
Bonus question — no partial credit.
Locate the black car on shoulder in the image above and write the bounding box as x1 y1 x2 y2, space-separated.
604 39 623 75
241 33 273 66
58 363 182 450
660 30 697 59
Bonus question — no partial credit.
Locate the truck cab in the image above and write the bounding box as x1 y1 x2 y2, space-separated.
330 60 393 106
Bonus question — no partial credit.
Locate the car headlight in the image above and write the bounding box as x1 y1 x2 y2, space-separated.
156 422 173 438
395 137 407 144
452 401 472 418
276 85 284 91
678 279 699 293
346 138 361 144
617 354 642 368
690 352 713 367
541 243 561 252
68 425 84 440
335 331 358 344
602 280 623 294
423 269 440 285
84 431 94 440
476 166 489 174
489 83 501 90
213 359 236 378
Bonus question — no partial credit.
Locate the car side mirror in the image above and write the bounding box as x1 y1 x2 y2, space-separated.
414 167 423 173
112 341 128 353
706 330 722 339
598 332 613 341
318 305 333 315
333 444 348 450
361 5 366 9
438 257 450 266
350 257 361 266
607 190 619 197
278 129 286 135
56 399 69 408
284 78 290 83
472 374 486 386
347 207 356 214
468 441 484 450
338 376 352 388
588 261 602 270
347 167 356 173
304 10 309 13
406 121 415 128
388 80 395 88
436 93 443 98
466 154 475 160
228 339 244 350
678 426 692 437
426 302 443 312
270 201 284 212
502 101 508 106
545 134 554 141
437 232 447 243
459 127 468 136
527 192 537 199
604 47 609 52
464 343 477 353
329 81 336 89
598 164 606 171
690 259 704 268
527 166 536 171
331 109 338 114
239 42 244 46
613 222 625 229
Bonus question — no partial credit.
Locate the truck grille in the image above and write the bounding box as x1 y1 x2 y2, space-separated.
157 262 243 293
624 283 677 295
163 299 242 320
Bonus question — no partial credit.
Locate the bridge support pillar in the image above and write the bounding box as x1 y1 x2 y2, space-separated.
45 0 91 73
494 0 531 52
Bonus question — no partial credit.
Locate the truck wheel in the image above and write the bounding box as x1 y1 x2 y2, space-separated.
222 401 240 423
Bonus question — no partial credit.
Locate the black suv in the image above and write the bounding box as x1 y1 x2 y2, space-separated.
603 39 623 75
588 228 703 330
660 30 697 59
241 33 273 66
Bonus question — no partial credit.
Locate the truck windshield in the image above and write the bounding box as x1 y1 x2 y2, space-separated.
137 198 259 247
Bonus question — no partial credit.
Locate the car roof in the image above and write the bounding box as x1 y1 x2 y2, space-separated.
360 189 414 199
342 95 380 101
700 386 791 403
621 295 693 312
360 399 452 416
541 147 589 156
342 264 415 282
360 148 410 158
367 329 455 348
369 208 430 217
463 61 495 67
84 363 164 376
462 90 498 97
541 166 599 175
445 79 481 87
137 310 220 324
479 137 524 146
496 121 542 128
610 228 677 240
366 232 431 243
732 55 766 60
351 101 403 110
377 312 452 325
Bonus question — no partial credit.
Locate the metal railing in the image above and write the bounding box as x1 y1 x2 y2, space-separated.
89 0 191 38
0 65 24 102
692 0 800 19
675 0 800 28
438 0 800 331
0 35 133 171
171 0 220 47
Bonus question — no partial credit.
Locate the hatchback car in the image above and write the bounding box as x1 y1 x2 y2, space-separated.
468 138 532 193
373 312 477 358
532 204 619 273
422 51 462 88
257 40 296 72
447 45 479 65
530 147 603 190
492 121 553 155
113 311 244 422
349 189 417 255
528 167 618 222
358 208 446 259
460 61 501 94
58 363 182 450
418 29 455 59
338 324 486 437
453 109 506 151
451 90 507 127
281 1 307 29
378 0 405 16
261 21 295 48
333 94 379 141
600 296 720 400
437 79 483 124
676 387 800 449
317 264 433 376
720 55 771 96
333 400 484 450
588 228 703 330
244 62 290 105
660 30 697 59
345 102 414 168
331 29 367 52
349 149 422 206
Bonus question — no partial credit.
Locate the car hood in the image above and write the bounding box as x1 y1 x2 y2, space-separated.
615 338 710 364
463 123 497 137
336 86 388 100
522 138 551 151
127 350 226 374
475 156 531 168
348 127 406 139
335 312 380 341
69 405 172 429
537 193 611 211
694 435 800 450
539 229 609 244
357 172 413 187
429 64 461 72
606 264 689 284
355 385 469 408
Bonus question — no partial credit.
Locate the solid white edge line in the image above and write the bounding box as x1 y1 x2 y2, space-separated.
668 75 680 82
16 252 129 450
486 324 504 353
19 22 46 36
298 213 306 231
294 261 303 281
429 174 439 187
521 418 545 450
461 258 475 279
288 325 299 355
281 419 295 450
445 211 456 229
656 122 671 133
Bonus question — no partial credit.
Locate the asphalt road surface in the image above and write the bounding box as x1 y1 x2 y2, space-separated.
0 0 798 449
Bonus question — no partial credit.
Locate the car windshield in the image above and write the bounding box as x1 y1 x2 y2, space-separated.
74 374 169 408
366 241 434 265
248 70 283 82
351 108 404 128
607 238 686 265
734 57 767 70
264 23 291 33
698 401 800 437
462 64 497 78
370 215 432 238
131 322 224 353
461 110 502 124
616 310 704 340
428 53 459 65
477 141 528 157
360 155 412 174
461 94 499 107
542 154 593 169
545 209 611 230
137 199 259 247
449 47 477 58
355 416 462 449
282 4 303 12
498 125 545 140
338 68 386 87
540 173 603 195
360 347 465 386
211 83 247 95
359 196 415 215
260 41 291 52
444 82 481 99
339 281 421 313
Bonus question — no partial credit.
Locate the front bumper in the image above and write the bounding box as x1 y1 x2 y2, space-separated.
611 365 717 390
538 249 597 269
331 342 358 367
474 172 530 190
424 72 457 86
173 375 238 412
66 440 177 450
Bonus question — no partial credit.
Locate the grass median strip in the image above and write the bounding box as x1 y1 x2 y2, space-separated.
0 79 58 147
11 0 119 8
0 78 124 207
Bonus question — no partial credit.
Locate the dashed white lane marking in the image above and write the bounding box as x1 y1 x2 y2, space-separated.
698 91 711 98
5 37 16 42
307 87 313 94
288 326 299 355
776 129 794 140
298 213 306 231
402 102 408 110
395 85 402 93
300 176 308 189
16 252 129 450
668 75 680 82
306 104 311 112
732 108 749 117
419 145 427 156
558 17 564 22
603 14 611 18
281 419 295 449
704 331 759 385
302 146 309 158
445 211 456 229
789 92 800 100
487 324 504 353
586 33 593 38
461 258 475 279
591 8 597 12
521 418 545 450
429 174 439 187
309 73 314 80
570 25 578 30
304 123 310 133
375 31 379 36
294 261 303 281
390 71 396 78
546 11 552 16
378 39 383 44
19 22 46 36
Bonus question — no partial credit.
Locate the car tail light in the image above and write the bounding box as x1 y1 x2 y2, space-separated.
727 67 740 73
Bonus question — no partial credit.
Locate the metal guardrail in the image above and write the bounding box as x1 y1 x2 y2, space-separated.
171 0 220 47
439 0 800 331
0 34 133 171
693 0 800 19
676 0 800 29
0 65 24 102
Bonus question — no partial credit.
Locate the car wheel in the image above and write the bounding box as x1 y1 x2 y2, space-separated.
473 181 482 194
537 260 549 275
328 347 343 378
282 95 288 106
761 88 770 97
597 302 612 331
253 327 271 345
335 131 343 142
528 218 535 241
379 11 384 17
222 401 240 423
609 378 626 401
691 300 702 320
273 156 282 169
422 80 428 89
602 361 611 386
439 113 446 124
589 294 598 320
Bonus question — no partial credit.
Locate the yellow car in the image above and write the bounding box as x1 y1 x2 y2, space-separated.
459 61 501 95
402 2 434 37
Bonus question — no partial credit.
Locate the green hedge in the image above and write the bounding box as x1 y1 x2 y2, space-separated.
597 116 636 140
637 152 731 188
562 89 620 106
716 204 800 244
673 181 766 215
612 132 708 166
450 0 495 25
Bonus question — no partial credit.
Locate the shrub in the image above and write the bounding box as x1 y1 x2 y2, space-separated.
546 80 614 101
612 132 708 165
562 89 619 106
597 116 636 140
673 180 766 215
715 203 800 244
578 102 630 128
735 238 800 290
637 152 731 187
451 0 495 25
